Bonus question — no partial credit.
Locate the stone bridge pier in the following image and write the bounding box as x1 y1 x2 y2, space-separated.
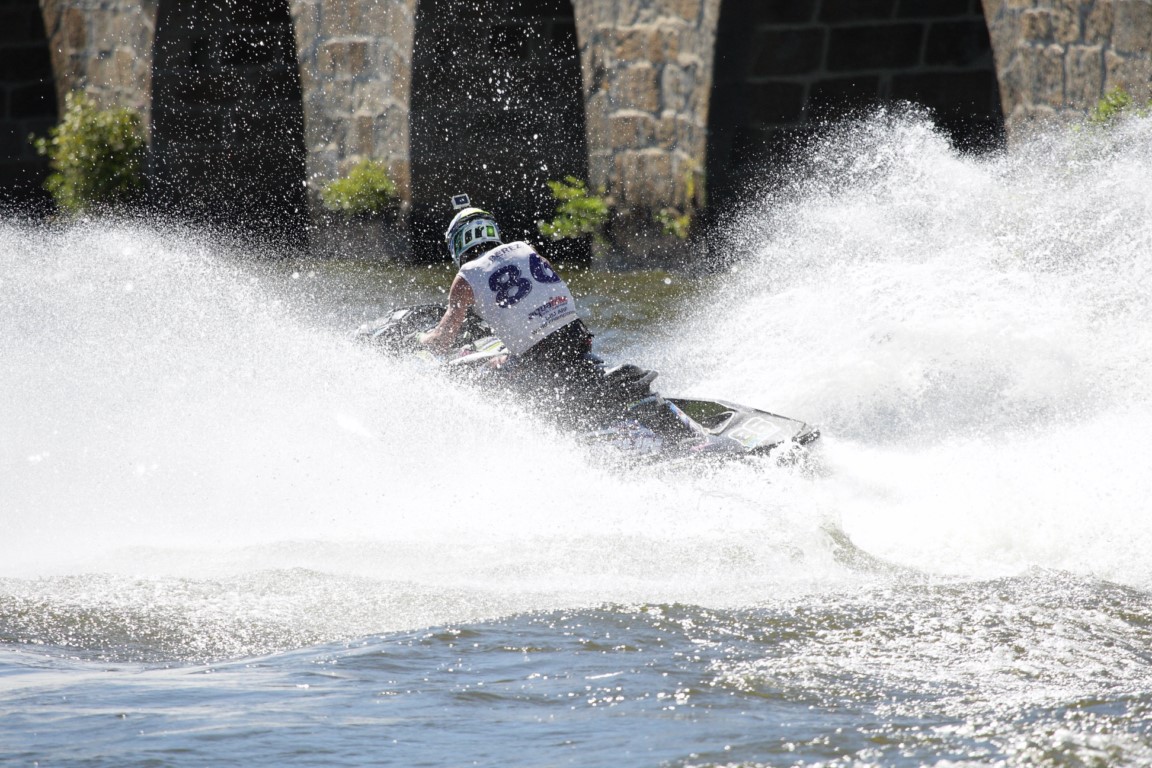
2 0 1150 260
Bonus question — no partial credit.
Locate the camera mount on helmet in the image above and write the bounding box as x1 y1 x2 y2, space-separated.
444 193 503 267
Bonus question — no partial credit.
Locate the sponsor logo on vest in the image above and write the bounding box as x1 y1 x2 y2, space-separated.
527 295 569 320
487 242 518 261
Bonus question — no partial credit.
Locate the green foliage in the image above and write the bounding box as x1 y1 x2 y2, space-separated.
652 170 699 240
320 158 398 218
654 207 692 239
537 176 611 242
31 91 145 216
1089 86 1152 125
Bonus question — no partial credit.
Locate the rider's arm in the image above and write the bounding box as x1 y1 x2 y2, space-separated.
419 275 475 354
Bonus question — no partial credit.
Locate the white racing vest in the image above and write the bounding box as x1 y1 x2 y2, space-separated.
458 241 579 355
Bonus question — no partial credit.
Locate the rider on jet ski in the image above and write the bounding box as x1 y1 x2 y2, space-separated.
418 194 604 422
413 195 749 445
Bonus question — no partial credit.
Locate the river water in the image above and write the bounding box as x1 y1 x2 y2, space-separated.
3 112 1152 766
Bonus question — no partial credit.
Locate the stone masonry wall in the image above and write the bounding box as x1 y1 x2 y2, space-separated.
150 0 307 236
292 0 415 204
576 0 717 215
984 0 1152 135
22 0 1152 250
35 0 416 233
40 0 156 124
708 0 1004 212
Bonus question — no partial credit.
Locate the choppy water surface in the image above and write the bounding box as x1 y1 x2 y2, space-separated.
4 113 1152 766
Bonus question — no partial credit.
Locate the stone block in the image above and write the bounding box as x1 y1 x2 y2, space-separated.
321 2 351 38
891 69 1002 113
353 78 389 116
304 111 337 147
615 26 652 61
997 42 1037 107
655 0 701 23
390 157 411 198
1053 7 1080 45
40 1 61 41
1009 102 1058 134
610 110 655 147
392 59 411 103
660 61 696 113
1113 0 1152 54
588 152 611 190
897 0 972 18
749 80 806 124
751 26 826 77
612 151 639 202
585 89 611 144
374 107 408 154
353 114 374 155
752 0 816 24
63 7 87 50
321 79 352 113
1020 8 1053 41
820 0 898 24
320 40 369 77
610 63 659 111
1037 43 1067 106
827 24 926 71
614 0 645 27
654 111 676 148
1105 49 1152 99
289 2 321 49
809 75 883 118
1084 0 1114 44
1065 44 1104 107
638 149 673 205
925 20 993 67
364 0 414 44
670 155 693 208
346 39 370 75
115 48 142 88
647 24 683 64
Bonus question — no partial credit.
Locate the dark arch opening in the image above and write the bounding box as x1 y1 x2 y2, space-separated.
707 0 1005 214
151 0 307 246
410 0 588 263
0 0 58 216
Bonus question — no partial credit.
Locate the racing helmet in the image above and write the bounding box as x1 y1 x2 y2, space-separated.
444 194 502 266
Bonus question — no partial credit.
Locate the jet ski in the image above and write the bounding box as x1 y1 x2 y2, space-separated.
355 304 820 464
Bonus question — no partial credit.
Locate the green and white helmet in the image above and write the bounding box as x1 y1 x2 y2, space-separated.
444 193 502 266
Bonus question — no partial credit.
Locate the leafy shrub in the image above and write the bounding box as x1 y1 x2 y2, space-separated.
1089 86 1151 125
320 159 398 218
537 176 611 242
652 169 699 239
31 91 145 215
654 207 692 239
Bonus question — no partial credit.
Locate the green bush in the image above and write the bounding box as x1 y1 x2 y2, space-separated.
320 159 398 218
654 207 692 239
537 176 611 242
651 170 699 240
1089 86 1151 125
31 91 145 215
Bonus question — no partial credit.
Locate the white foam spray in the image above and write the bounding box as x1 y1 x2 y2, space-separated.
4 111 1152 648
659 109 1152 589
0 221 830 642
